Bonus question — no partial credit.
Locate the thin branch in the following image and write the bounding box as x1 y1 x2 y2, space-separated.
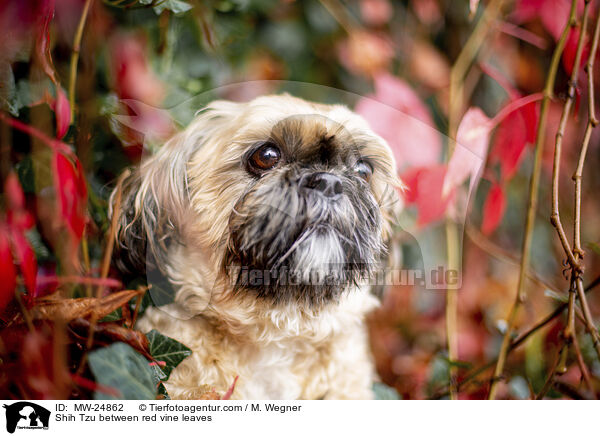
429 274 600 399
570 325 595 395
576 279 600 358
548 0 600 364
487 0 578 400
445 0 506 399
550 0 590 273
535 344 565 399
567 5 600 365
68 0 93 121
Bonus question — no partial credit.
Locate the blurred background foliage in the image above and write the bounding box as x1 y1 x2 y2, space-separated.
1 0 600 399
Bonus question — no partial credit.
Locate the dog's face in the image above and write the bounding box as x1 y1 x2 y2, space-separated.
113 95 401 307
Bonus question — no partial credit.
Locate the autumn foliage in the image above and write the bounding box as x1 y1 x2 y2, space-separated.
1 0 600 400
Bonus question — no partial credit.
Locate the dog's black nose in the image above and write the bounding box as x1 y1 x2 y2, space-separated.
301 172 343 198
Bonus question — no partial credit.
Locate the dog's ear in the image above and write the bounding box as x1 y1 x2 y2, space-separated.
109 132 191 274
109 100 242 275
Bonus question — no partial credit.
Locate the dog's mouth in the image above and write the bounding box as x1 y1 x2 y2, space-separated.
224 176 383 305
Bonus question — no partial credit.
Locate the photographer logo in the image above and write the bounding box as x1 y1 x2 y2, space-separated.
3 402 50 433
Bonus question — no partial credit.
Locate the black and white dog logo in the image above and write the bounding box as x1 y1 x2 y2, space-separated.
3 402 50 433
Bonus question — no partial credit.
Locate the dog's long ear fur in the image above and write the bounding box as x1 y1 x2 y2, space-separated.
109 101 240 275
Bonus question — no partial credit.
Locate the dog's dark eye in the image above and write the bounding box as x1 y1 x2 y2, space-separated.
248 144 281 172
354 160 373 181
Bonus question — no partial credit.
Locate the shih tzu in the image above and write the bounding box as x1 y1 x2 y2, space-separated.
111 94 402 399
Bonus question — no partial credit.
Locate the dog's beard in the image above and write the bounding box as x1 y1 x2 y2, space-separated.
225 166 384 306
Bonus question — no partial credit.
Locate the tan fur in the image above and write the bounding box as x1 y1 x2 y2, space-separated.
115 95 403 399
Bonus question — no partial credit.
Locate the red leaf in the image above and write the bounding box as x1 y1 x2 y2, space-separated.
521 100 539 144
443 108 491 197
221 376 239 400
4 172 34 231
401 165 454 227
52 152 87 241
481 183 507 235
51 87 71 139
0 226 16 311
355 73 442 169
4 172 25 210
513 0 577 41
36 0 58 85
562 28 589 76
489 101 539 180
112 35 165 105
10 230 37 296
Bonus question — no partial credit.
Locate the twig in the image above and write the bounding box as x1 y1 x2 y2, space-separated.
68 0 93 121
535 344 565 399
448 0 505 136
575 279 600 358
550 0 590 273
496 20 548 50
445 0 505 399
569 4 600 363
36 275 122 288
445 220 459 399
570 324 594 395
487 0 578 400
429 274 600 399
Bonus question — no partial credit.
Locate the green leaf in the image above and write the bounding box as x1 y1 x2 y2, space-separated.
372 382 401 400
153 0 193 15
157 382 171 399
145 329 192 379
100 307 123 322
88 342 157 400
150 363 168 384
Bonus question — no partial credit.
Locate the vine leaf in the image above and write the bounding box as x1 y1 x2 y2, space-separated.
145 329 192 379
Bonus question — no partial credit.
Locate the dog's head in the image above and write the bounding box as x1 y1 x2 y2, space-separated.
112 94 402 307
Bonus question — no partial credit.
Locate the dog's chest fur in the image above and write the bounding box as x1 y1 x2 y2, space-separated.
136 289 379 400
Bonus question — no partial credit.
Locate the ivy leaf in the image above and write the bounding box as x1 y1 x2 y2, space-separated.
157 382 171 399
150 362 167 384
100 307 122 322
153 0 193 15
88 342 157 400
146 329 191 379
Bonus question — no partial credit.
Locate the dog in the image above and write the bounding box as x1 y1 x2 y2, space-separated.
111 94 402 399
